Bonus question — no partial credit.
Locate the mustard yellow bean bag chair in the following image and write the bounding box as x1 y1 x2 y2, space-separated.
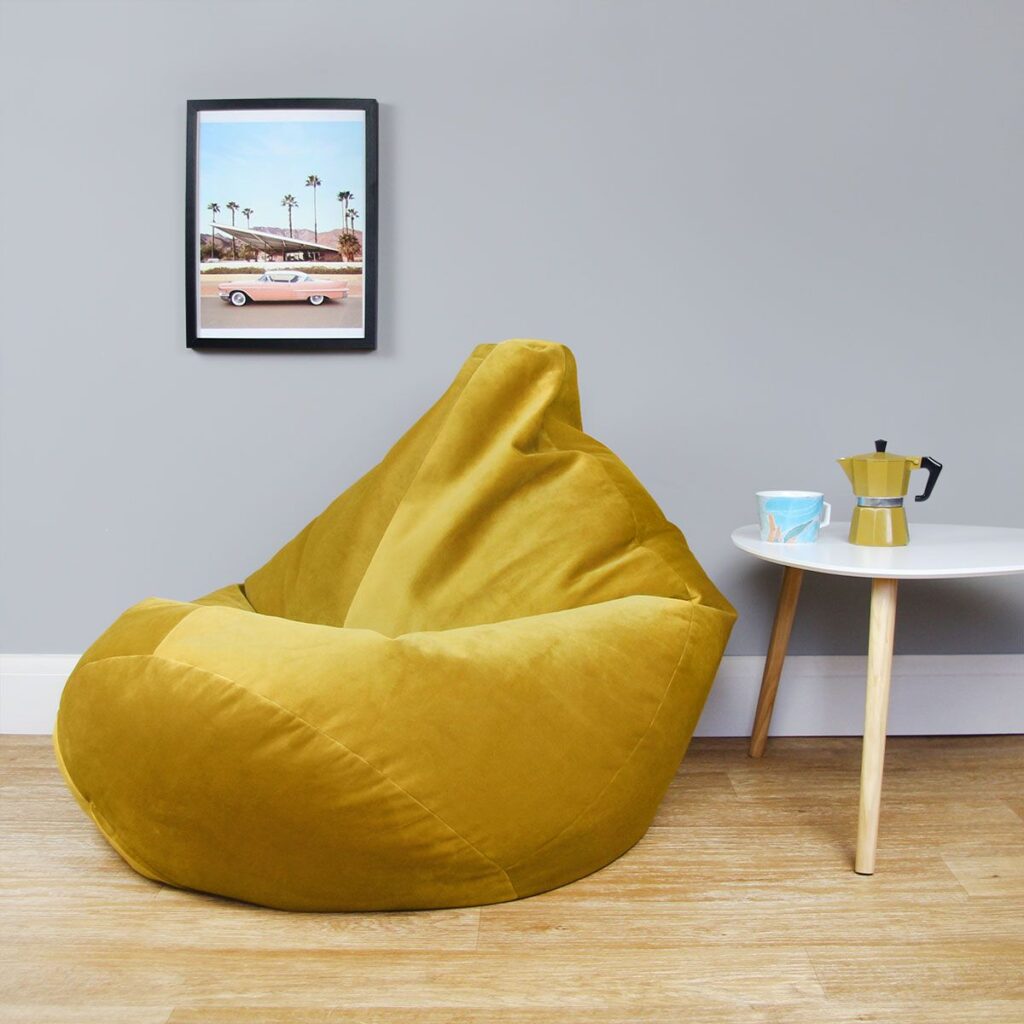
56 340 735 911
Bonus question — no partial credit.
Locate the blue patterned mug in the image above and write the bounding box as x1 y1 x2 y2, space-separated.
757 491 831 544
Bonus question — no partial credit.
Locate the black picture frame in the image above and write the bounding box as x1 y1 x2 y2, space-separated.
186 98 378 351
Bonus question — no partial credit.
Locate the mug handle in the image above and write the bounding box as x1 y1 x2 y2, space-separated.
820 501 831 529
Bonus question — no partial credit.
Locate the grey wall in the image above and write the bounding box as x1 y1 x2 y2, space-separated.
1 0 1022 655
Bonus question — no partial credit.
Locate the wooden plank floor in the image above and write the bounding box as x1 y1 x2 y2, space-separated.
2 734 1022 1023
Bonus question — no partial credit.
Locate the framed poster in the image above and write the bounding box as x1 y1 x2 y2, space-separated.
186 98 378 351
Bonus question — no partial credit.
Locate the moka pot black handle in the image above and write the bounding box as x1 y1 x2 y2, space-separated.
915 457 942 502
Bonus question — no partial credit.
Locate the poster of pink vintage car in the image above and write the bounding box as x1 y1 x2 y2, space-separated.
217 271 350 307
186 98 378 351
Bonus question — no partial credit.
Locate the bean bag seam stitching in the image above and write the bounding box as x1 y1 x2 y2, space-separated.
505 603 697 874
341 351 489 630
80 652 519 900
280 524 314 617
53 721 175 888
150 605 204 656
544 344 701 607
195 585 255 612
538 352 659 598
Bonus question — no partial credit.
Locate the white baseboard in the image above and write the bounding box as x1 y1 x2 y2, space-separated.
695 654 1024 737
1 655 80 735
1 653 1022 737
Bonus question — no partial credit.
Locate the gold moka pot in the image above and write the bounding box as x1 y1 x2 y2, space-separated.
837 440 942 546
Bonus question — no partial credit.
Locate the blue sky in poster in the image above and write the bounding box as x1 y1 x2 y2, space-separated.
199 117 364 235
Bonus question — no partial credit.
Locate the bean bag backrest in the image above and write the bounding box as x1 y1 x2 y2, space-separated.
245 340 732 636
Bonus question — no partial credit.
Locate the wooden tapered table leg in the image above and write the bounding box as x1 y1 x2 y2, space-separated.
855 577 899 875
749 566 804 758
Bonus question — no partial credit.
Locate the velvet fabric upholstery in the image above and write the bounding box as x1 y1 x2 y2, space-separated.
56 340 736 911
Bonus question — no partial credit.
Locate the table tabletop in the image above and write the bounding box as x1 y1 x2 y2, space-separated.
731 522 1024 579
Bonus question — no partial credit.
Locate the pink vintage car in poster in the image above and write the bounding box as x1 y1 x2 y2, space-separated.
217 271 350 306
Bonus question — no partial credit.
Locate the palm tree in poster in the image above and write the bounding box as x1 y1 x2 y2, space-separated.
206 202 220 258
349 209 359 233
281 194 298 238
305 175 322 242
337 190 353 234
242 207 254 228
225 201 239 258
338 230 361 262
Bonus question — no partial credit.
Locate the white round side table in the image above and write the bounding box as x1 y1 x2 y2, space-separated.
731 522 1024 875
